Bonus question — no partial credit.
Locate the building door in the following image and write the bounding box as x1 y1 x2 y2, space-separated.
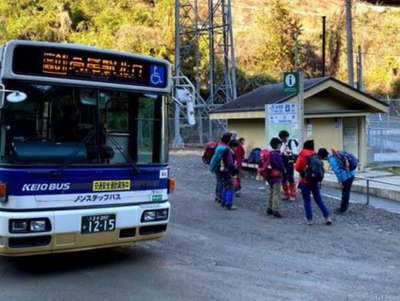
343 117 359 156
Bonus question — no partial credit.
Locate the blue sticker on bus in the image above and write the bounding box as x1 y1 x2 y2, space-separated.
149 65 166 87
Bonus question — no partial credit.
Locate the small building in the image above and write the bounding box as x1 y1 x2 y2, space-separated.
210 77 388 168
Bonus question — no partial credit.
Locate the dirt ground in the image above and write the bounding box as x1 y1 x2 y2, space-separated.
168 150 400 301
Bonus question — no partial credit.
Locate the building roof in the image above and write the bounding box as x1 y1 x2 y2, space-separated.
211 76 388 114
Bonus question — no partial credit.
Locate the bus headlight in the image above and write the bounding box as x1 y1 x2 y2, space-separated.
142 211 157 222
30 220 47 232
156 209 169 220
10 220 28 233
9 218 51 233
141 209 169 223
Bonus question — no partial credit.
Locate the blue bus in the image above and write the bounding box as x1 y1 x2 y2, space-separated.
0 40 172 256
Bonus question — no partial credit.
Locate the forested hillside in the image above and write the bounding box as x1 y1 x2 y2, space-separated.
1 0 399 97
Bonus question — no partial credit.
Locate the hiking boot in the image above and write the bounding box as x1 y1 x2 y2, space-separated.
215 197 221 203
272 211 283 218
335 208 345 214
325 217 333 225
305 218 313 225
226 205 238 210
266 208 274 215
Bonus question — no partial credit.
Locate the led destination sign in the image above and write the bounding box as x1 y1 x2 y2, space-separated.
12 45 167 88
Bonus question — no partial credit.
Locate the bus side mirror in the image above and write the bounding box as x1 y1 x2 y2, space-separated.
0 84 27 108
176 88 196 126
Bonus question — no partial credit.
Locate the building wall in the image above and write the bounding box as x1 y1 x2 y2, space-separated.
306 117 343 152
228 119 266 154
228 116 368 167
306 95 355 111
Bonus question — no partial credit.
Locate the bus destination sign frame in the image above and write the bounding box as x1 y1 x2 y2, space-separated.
10 45 168 89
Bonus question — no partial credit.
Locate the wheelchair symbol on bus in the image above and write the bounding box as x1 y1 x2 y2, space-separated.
150 65 165 87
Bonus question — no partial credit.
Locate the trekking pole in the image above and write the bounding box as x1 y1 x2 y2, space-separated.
366 178 370 206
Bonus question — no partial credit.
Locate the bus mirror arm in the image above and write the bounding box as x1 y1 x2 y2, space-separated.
0 84 28 108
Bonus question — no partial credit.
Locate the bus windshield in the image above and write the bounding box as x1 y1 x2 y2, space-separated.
0 80 164 165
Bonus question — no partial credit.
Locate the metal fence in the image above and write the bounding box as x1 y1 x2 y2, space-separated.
169 118 227 146
367 114 400 165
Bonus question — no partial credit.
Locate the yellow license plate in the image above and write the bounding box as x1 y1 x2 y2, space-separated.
92 180 131 192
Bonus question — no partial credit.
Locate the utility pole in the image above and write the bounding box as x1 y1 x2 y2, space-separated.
322 16 326 77
357 45 364 91
294 32 304 146
345 0 354 87
298 71 305 147
173 0 184 148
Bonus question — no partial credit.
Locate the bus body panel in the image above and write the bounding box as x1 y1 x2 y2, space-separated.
0 202 170 256
0 165 168 210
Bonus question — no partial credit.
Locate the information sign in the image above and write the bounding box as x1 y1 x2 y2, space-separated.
266 103 299 144
283 72 299 95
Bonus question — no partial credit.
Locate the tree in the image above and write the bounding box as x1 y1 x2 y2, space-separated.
256 0 303 78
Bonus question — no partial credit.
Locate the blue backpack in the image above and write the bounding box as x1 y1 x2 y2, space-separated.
209 145 228 172
337 151 358 171
247 148 261 164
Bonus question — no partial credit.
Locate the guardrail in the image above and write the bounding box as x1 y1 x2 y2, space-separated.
355 176 400 205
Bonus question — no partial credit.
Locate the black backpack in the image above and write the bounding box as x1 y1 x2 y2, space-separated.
304 154 324 183
337 151 358 171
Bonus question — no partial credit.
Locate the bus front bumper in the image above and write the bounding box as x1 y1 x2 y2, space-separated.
0 203 170 256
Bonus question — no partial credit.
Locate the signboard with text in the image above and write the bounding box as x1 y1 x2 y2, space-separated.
266 103 299 145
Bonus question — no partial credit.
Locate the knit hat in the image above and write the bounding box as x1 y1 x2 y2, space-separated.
221 132 232 144
303 140 314 151
317 148 329 159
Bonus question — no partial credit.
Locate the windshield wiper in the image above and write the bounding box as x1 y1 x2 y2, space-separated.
51 130 96 177
106 134 141 174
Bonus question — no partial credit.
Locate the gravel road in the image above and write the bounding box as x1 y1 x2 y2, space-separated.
167 150 400 300
0 150 399 301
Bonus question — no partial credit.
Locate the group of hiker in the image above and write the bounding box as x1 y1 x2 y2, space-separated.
203 130 358 225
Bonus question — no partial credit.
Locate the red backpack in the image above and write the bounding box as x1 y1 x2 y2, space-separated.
202 141 218 164
257 149 271 179
258 149 281 180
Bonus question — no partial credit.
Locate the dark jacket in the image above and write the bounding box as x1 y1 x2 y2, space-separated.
269 150 285 184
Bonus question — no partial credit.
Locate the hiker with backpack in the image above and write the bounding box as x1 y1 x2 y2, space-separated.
317 148 357 214
258 138 286 218
279 130 299 201
295 140 332 225
209 133 238 210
